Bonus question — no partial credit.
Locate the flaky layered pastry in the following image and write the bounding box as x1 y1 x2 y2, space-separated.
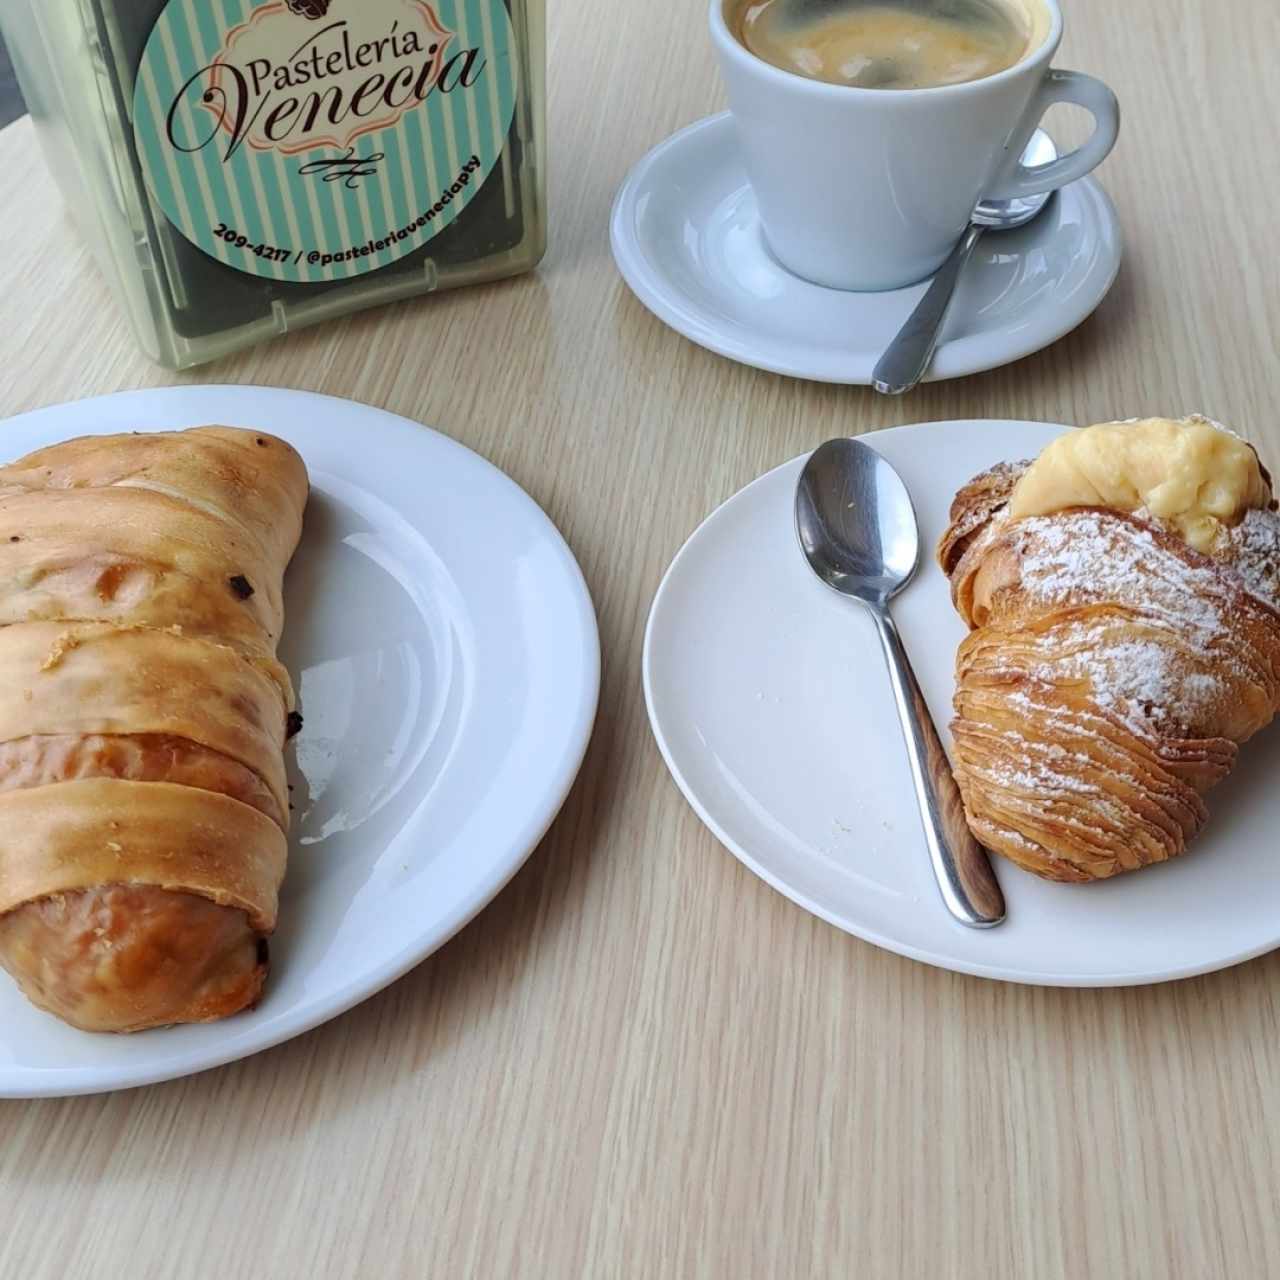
0 427 307 1030
938 424 1280 882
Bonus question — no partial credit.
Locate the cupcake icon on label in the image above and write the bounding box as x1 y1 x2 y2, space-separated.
287 0 331 17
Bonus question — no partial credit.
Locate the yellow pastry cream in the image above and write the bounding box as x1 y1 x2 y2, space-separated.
1008 415 1271 553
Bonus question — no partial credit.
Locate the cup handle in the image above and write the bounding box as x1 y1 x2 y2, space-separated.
985 70 1120 202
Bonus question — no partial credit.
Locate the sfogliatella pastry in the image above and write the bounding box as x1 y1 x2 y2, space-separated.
938 416 1280 882
0 427 307 1031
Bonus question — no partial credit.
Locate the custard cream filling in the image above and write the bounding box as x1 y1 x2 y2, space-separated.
1009 416 1270 552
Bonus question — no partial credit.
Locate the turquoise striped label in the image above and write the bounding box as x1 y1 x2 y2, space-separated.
133 0 517 282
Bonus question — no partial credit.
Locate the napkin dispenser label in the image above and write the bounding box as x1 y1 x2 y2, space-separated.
134 0 518 282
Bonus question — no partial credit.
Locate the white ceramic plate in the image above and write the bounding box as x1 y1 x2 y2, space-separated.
611 114 1123 385
0 386 599 1097
644 419 1280 987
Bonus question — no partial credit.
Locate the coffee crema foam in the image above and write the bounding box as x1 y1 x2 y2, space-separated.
733 0 1044 90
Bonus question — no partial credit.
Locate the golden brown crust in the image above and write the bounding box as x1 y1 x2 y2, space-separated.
0 427 306 1030
0 886 265 1033
0 488 287 653
936 460 1028 580
0 427 307 670
0 733 284 827
0 427 308 585
938 460 1280 882
0 620 290 820
0 779 287 933
0 542 287 670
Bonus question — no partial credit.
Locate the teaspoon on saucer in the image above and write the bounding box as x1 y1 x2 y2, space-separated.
872 130 1060 396
795 437 1006 929
610 114 1121 386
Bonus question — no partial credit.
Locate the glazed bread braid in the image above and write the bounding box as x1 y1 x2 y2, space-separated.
0 427 307 1031
938 457 1280 882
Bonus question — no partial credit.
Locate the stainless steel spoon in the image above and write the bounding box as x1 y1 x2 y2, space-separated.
872 130 1060 396
796 438 1006 928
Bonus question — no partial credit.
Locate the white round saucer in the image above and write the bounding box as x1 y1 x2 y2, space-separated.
611 114 1123 385
644 420 1280 987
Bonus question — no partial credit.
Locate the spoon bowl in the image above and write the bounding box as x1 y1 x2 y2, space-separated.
973 128 1060 229
796 436 919 605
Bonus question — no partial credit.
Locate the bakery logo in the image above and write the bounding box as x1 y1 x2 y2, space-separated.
135 0 518 283
166 0 486 161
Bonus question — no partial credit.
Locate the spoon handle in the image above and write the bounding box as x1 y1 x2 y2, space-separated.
871 606 1006 928
871 224 986 396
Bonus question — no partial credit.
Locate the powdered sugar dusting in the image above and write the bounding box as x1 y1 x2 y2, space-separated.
1226 506 1280 613
1015 511 1227 639
977 507 1279 736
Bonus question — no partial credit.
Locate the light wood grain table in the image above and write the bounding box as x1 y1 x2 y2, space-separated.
2 1 1279 1275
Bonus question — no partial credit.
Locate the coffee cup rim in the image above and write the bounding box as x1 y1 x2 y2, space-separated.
709 0 1064 100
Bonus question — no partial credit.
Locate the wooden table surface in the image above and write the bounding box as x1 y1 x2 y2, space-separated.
2 1 1279 1275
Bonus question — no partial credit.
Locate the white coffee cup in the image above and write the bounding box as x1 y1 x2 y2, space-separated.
710 0 1120 291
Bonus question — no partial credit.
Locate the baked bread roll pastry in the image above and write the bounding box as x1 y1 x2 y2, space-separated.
938 416 1280 882
0 427 307 1031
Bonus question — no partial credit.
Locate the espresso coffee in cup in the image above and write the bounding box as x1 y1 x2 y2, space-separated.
710 0 1118 291
732 0 1032 90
